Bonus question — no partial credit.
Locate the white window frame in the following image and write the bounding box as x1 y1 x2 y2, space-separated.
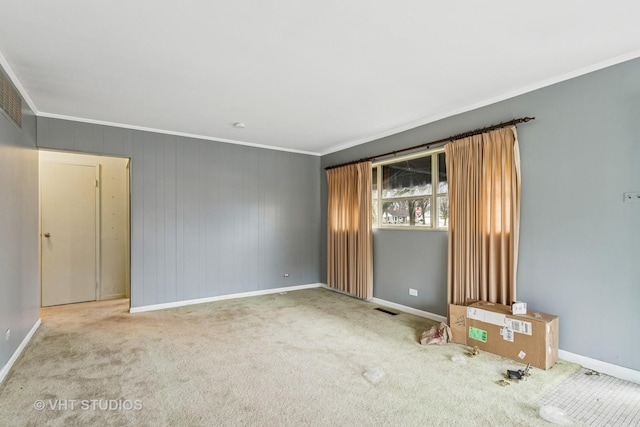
372 148 448 231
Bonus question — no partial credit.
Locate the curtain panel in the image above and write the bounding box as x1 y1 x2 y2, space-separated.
445 126 521 306
326 162 373 299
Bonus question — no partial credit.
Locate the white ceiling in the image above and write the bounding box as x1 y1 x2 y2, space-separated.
1 1 640 155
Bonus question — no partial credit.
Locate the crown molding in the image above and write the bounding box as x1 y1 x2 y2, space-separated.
37 112 322 156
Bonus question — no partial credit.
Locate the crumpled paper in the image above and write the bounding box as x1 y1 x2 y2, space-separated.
420 322 452 345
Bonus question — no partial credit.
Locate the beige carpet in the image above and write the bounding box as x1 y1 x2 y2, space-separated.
0 288 580 426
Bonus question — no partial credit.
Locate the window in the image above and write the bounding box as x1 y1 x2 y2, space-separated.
372 149 448 230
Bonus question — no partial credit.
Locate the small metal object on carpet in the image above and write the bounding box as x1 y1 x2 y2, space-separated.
507 363 531 381
467 346 480 357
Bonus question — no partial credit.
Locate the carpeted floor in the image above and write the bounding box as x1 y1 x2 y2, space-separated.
0 288 580 426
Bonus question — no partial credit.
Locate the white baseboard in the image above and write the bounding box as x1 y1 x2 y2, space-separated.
129 283 324 313
369 297 448 323
0 318 41 385
558 350 640 384
316 284 448 323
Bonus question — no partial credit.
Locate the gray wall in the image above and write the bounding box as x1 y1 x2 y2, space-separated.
321 58 640 371
37 118 321 308
0 104 39 372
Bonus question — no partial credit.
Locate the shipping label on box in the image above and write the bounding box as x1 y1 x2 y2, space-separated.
500 327 514 342
468 326 488 343
467 307 506 326
505 318 532 335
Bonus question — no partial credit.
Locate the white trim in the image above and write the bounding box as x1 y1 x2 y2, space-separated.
372 149 449 231
0 319 41 385
372 146 445 167
320 49 640 156
318 284 448 323
0 49 39 115
37 112 322 157
129 283 324 313
558 350 640 385
369 297 447 323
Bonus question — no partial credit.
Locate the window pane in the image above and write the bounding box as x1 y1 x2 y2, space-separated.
381 198 431 227
437 196 449 228
382 156 432 198
372 167 378 226
372 167 378 199
438 152 448 194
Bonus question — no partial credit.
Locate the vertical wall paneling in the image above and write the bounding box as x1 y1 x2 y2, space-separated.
163 137 177 304
74 122 103 153
175 138 185 302
215 142 236 295
0 103 38 373
47 119 75 151
197 140 208 297
35 117 322 309
257 148 267 289
130 133 144 306
180 139 200 299
206 138 221 297
140 132 158 306
154 135 165 306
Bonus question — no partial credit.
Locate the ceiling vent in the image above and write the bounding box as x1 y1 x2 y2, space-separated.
0 67 22 129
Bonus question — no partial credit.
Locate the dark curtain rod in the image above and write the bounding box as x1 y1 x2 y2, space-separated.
325 116 535 171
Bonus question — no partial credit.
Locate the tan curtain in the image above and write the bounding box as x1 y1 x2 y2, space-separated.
445 126 520 305
326 162 373 299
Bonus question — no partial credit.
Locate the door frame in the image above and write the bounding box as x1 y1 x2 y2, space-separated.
38 150 132 307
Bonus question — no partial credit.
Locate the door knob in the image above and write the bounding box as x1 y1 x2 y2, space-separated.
44 233 51 238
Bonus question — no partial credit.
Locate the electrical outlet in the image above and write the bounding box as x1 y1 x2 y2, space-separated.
409 288 418 297
623 192 640 203
283 273 289 277
5 329 10 341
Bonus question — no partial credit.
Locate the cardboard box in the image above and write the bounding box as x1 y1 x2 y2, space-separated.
449 303 468 345
448 301 559 370
448 299 479 344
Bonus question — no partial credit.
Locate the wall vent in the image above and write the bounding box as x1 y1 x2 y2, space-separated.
374 307 398 316
0 66 22 129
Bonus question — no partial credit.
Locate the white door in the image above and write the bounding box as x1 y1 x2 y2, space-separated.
41 162 98 306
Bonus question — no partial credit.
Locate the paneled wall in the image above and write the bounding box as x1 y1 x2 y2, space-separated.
0 106 39 373
37 118 321 308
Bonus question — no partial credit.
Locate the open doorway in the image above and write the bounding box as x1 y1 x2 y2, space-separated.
39 150 131 307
